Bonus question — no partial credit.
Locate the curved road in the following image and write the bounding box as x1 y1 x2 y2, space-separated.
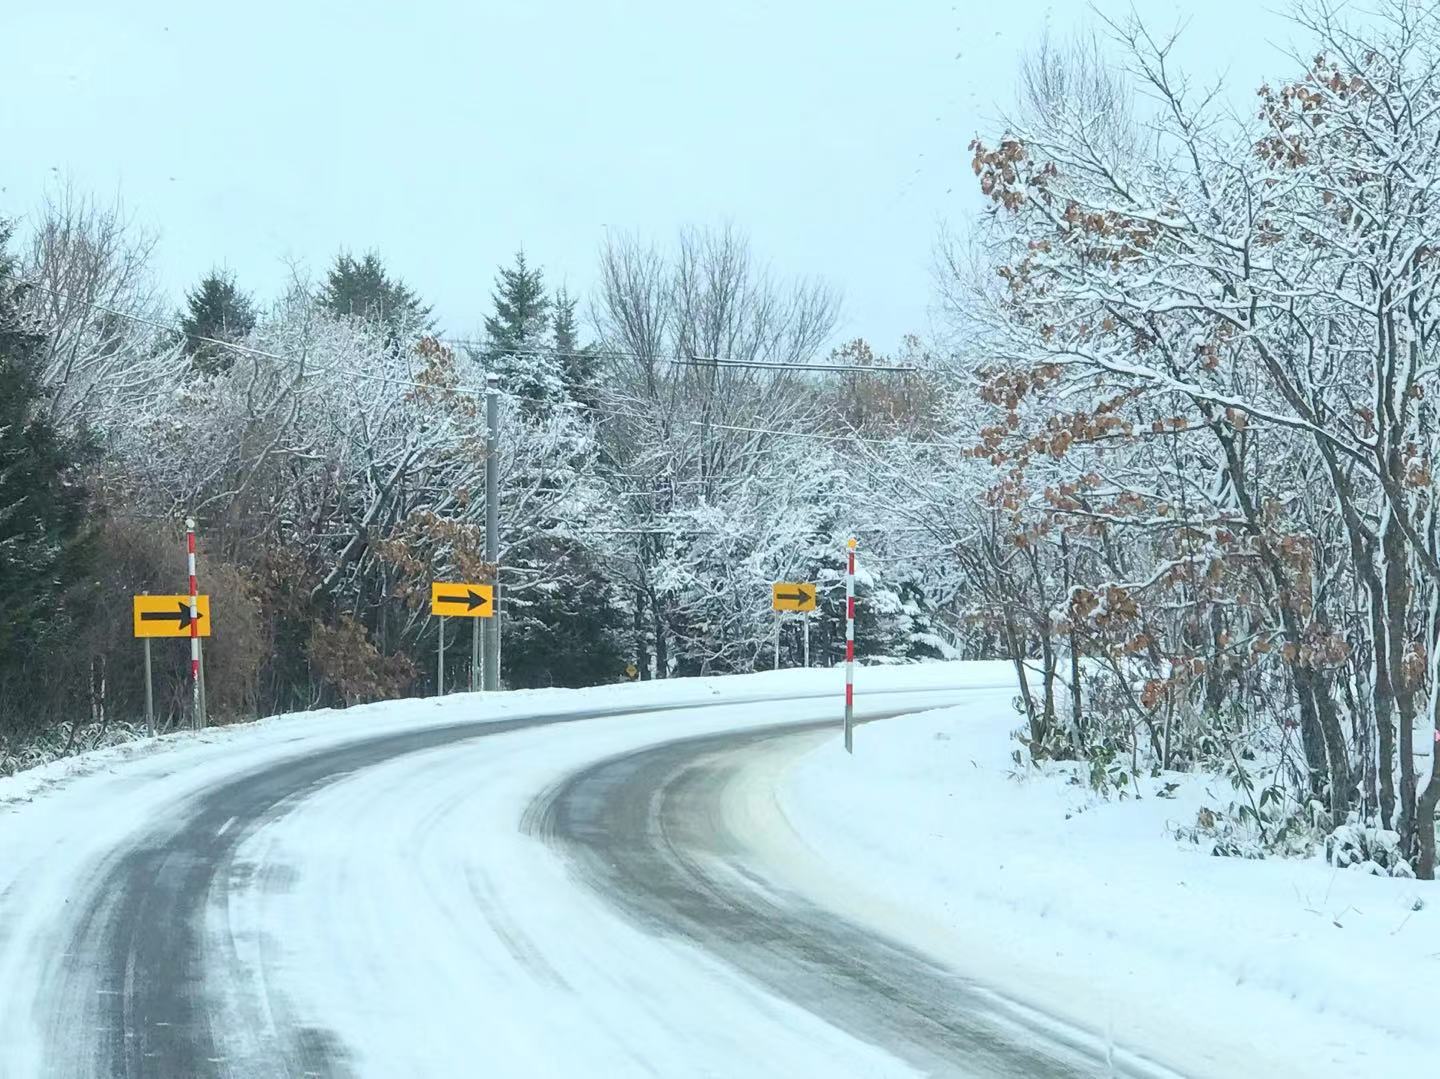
4 686 1179 1077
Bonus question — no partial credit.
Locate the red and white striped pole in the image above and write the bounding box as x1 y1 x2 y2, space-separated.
186 517 203 729
844 536 856 754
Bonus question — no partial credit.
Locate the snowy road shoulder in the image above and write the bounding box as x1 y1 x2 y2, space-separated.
761 691 1437 1078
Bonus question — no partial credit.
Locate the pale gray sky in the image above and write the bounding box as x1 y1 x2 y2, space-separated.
3 1 1304 348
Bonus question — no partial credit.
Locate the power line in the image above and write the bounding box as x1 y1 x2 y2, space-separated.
664 357 922 374
5 273 924 377
2 272 956 449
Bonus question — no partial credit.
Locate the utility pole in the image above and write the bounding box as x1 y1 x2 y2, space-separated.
844 537 856 753
483 373 501 691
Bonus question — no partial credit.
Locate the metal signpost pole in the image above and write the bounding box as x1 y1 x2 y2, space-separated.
773 615 781 670
484 374 501 691
844 538 856 754
437 616 446 697
803 612 810 669
471 617 480 693
143 637 154 737
133 591 211 730
198 642 207 727
429 583 494 692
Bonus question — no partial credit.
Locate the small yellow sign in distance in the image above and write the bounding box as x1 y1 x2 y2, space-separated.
133 595 212 638
771 582 818 613
430 582 495 618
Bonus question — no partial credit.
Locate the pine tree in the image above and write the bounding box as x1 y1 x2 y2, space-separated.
483 251 549 352
502 537 625 689
482 252 565 407
552 287 599 408
319 252 433 343
179 270 256 374
0 222 95 669
478 256 622 685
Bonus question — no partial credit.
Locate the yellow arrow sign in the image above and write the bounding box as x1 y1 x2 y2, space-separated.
772 582 817 613
133 595 212 638
430 582 495 618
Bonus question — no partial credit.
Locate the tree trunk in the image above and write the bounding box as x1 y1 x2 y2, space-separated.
652 600 669 679
1004 616 1042 748
1068 625 1083 753
634 590 650 680
1417 774 1439 880
1382 511 1417 846
1039 630 1057 738
1293 671 1329 803
1311 671 1352 822
1366 573 1397 829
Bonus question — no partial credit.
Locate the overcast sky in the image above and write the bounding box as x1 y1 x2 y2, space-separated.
3 1 1306 349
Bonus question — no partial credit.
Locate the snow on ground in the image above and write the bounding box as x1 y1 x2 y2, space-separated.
8 659 1425 1076
0 663 981 1077
764 673 1435 1078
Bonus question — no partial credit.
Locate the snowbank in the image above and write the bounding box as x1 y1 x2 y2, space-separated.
772 685 1436 1078
0 661 980 808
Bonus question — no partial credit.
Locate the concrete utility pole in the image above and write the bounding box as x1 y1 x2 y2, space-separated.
483 374 501 691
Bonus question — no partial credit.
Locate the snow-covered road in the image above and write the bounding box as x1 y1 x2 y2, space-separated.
0 666 1167 1077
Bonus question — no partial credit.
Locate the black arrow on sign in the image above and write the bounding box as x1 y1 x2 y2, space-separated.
141 601 201 628
436 589 490 611
775 588 813 605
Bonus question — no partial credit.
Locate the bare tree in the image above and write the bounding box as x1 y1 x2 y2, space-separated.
18 182 173 425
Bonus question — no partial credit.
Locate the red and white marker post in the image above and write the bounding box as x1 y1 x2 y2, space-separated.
844 536 856 754
185 517 206 729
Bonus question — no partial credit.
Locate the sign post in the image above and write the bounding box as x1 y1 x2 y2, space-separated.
185 519 207 729
437 616 446 697
771 583 817 672
844 539 857 754
431 583 495 695
471 618 481 693
771 583 817 614
143 637 154 737
133 595 212 637
133 592 211 734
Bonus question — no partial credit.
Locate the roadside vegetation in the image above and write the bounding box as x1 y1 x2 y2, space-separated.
6 1 1440 879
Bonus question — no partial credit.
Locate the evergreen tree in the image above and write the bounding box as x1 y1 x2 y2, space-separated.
178 269 256 374
483 251 549 352
482 252 564 407
0 222 95 670
502 537 625 689
552 287 600 408
480 256 622 685
319 252 433 343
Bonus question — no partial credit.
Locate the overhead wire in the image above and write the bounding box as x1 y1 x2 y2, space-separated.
1 271 958 450
0 274 923 377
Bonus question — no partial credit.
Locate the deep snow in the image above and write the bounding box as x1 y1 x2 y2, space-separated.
766 679 1436 1077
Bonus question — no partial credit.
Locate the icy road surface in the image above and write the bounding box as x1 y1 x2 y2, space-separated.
0 665 1175 1077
